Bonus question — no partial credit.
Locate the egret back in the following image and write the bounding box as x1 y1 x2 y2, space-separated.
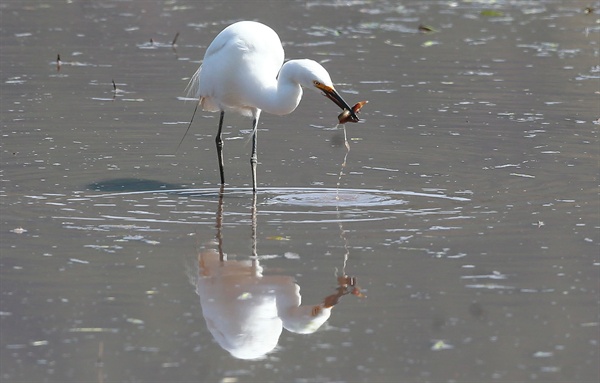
197 21 285 116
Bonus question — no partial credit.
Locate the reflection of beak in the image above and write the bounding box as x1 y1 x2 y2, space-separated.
315 83 360 123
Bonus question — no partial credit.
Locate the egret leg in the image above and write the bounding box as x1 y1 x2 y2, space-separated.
250 114 260 193
215 111 225 186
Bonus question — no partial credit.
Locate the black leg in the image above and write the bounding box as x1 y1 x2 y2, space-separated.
215 111 225 186
250 114 260 193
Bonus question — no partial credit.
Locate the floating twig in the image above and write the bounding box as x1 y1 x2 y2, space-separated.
418 24 438 33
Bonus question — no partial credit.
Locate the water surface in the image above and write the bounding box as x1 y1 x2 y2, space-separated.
1 1 598 382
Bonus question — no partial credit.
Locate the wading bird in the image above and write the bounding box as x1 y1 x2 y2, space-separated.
187 21 359 192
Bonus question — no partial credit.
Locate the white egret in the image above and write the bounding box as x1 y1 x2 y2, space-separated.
186 21 359 192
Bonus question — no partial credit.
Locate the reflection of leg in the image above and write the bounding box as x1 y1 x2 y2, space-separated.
199 251 211 276
251 192 257 260
215 111 225 186
216 185 225 262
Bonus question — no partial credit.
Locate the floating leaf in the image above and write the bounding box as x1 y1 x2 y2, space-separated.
421 40 439 47
431 340 454 350
480 10 504 17
266 236 290 241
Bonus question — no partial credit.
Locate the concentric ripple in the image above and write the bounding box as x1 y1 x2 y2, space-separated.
261 187 468 207
36 186 472 229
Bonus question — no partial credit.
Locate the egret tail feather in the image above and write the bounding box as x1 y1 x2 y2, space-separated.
177 100 200 152
185 65 202 98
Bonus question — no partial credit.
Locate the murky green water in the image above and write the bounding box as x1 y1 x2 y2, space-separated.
1 1 598 382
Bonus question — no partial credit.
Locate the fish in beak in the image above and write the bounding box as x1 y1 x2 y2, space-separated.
338 101 368 124
314 82 360 123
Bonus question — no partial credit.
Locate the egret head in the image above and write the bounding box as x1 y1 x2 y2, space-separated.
288 59 360 122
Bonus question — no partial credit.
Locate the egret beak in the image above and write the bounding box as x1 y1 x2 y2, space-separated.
315 83 360 123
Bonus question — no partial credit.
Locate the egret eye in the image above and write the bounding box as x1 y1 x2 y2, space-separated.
311 305 322 316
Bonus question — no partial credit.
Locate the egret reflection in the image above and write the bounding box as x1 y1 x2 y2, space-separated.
190 191 361 360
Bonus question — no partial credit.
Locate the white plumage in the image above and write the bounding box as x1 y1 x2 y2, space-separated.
187 21 359 192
